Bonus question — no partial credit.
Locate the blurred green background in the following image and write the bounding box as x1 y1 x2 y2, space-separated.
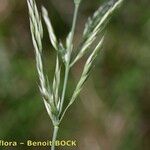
0 0 150 150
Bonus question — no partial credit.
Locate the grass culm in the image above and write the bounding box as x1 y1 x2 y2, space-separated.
27 0 123 149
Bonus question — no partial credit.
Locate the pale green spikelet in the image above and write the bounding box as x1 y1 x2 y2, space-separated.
60 37 104 122
71 37 104 104
52 56 61 106
42 6 58 50
71 0 123 66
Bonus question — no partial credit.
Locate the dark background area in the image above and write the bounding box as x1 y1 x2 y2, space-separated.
0 0 150 149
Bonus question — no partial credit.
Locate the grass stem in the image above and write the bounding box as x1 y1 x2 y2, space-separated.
51 126 59 150
59 3 80 116
59 64 70 116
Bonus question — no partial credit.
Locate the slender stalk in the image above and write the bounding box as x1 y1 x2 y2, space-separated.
51 126 59 150
68 3 80 55
52 3 80 150
59 64 70 115
59 3 80 116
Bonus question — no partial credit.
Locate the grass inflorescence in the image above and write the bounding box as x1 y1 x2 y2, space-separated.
27 0 123 149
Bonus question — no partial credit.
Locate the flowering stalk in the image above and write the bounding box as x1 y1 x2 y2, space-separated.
27 0 123 149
